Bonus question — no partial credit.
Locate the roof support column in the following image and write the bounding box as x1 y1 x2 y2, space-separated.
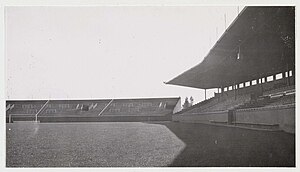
234 83 237 100
286 63 291 86
260 77 264 94
287 71 291 86
220 86 224 102
282 72 286 78
264 77 267 83
282 71 287 86
204 89 207 100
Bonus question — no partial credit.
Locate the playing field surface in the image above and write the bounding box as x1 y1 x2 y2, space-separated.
6 121 295 167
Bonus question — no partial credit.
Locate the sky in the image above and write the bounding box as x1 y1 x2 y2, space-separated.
6 6 243 104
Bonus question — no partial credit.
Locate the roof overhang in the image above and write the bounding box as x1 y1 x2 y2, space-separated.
166 6 295 89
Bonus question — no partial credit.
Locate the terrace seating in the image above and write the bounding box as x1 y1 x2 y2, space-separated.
7 101 47 115
263 85 295 96
266 93 295 107
201 94 251 112
39 100 110 116
178 79 296 115
6 98 180 118
179 93 251 115
101 100 176 116
236 89 295 110
176 96 217 115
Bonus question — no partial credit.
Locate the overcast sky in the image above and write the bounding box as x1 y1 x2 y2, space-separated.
6 6 243 103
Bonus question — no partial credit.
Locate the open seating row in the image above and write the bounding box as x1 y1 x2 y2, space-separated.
6 98 180 117
179 80 295 115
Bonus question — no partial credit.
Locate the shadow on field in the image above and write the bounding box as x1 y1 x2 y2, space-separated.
147 122 295 167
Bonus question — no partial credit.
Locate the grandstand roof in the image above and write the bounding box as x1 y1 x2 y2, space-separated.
166 6 295 89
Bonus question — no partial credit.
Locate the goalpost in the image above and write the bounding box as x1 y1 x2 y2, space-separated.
9 114 12 123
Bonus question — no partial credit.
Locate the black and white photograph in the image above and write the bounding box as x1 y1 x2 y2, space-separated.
2 0 297 169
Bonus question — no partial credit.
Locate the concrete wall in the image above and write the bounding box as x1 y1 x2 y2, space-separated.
172 111 228 124
236 104 295 133
172 104 295 133
7 115 172 123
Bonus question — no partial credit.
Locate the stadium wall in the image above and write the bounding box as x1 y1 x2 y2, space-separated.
172 111 228 124
6 114 172 123
236 104 295 133
172 104 295 133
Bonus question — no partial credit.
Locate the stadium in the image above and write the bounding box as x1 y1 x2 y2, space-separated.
6 6 295 167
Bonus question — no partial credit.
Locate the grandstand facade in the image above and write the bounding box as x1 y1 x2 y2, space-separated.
166 7 295 133
6 97 181 122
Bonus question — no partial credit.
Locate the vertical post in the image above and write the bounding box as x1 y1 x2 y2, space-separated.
286 63 289 86
287 70 291 86
287 73 291 86
234 83 237 100
260 78 264 94
228 109 236 125
205 89 207 100
9 114 11 123
282 71 287 86
220 86 223 102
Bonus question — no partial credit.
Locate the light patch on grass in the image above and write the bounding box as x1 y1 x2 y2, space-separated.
6 122 185 167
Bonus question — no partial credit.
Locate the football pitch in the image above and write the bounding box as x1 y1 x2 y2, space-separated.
6 121 295 167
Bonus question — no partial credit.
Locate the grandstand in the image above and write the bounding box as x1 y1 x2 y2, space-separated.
5 6 295 167
166 7 295 133
6 97 181 123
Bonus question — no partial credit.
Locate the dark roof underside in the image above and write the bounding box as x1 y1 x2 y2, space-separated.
167 6 295 89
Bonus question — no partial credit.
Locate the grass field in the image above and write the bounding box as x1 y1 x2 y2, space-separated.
6 121 295 167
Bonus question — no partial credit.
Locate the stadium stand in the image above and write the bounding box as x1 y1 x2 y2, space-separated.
40 100 111 116
7 100 48 115
6 97 181 122
167 7 295 133
179 76 295 114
